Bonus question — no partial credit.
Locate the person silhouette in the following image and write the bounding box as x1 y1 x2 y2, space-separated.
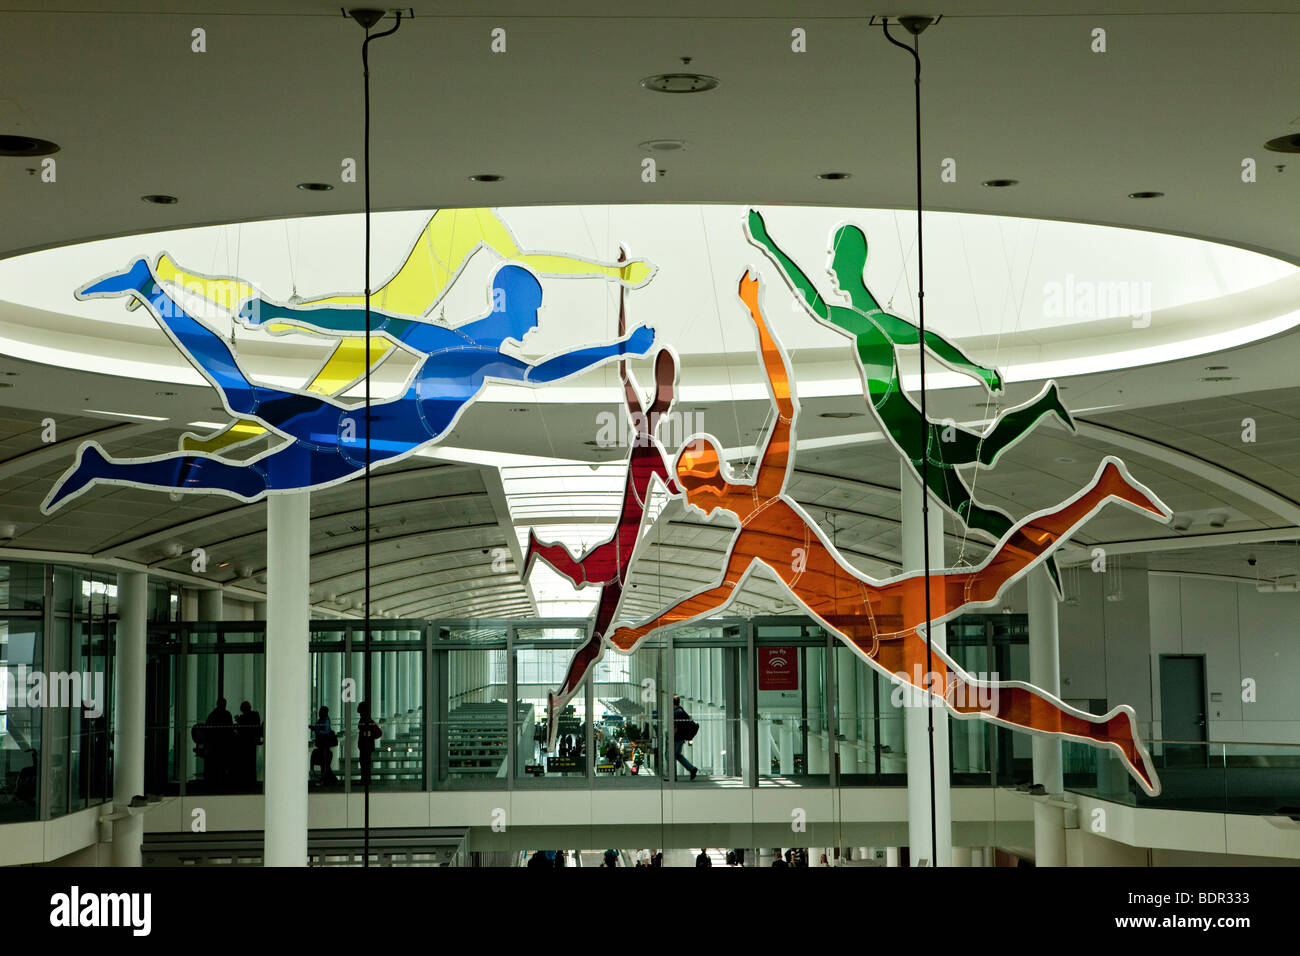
357 701 382 789
203 698 234 792
44 258 654 511
746 210 1075 592
234 700 263 789
606 271 1170 796
311 706 339 787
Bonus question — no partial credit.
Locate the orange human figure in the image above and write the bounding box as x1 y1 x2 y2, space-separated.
608 271 1171 795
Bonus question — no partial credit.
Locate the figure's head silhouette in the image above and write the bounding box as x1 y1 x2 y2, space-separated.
471 264 544 346
827 225 870 301
675 437 730 514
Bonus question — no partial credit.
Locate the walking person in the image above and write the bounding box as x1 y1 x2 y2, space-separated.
672 695 699 781
357 701 383 789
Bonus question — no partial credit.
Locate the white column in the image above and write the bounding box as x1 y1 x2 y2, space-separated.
900 463 953 867
952 846 972 867
885 847 901 868
838 653 861 774
264 491 310 867
778 721 794 775
112 571 147 867
385 651 398 721
251 600 267 619
1028 565 1067 866
197 588 223 622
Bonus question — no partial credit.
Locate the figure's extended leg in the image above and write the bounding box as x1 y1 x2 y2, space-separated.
525 530 618 588
43 435 361 512
544 632 606 751
952 458 1167 609
931 382 1074 470
868 632 1158 794
80 259 317 422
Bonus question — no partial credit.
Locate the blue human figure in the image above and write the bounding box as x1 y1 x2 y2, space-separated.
43 258 654 511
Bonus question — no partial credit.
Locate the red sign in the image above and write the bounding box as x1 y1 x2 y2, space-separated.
759 646 798 690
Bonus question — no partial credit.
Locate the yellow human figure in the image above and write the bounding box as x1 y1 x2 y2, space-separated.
158 208 655 453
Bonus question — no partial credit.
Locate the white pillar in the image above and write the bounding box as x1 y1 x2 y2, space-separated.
112 571 147 867
759 719 772 777
1028 565 1067 866
264 491 310 867
885 847 901 868
778 721 794 775
900 463 952 867
838 653 860 774
952 846 972 867
198 588 223 622
251 600 267 619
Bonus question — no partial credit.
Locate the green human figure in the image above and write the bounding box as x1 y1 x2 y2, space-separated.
746 209 1075 589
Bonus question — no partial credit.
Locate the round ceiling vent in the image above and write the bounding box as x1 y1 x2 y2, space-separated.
1264 133 1300 153
641 73 719 94
0 134 60 157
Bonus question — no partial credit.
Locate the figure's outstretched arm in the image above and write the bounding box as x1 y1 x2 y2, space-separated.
524 326 655 384
868 308 1002 391
736 273 796 499
746 209 833 323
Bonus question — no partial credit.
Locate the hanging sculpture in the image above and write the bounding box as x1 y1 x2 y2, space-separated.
746 209 1075 592
522 256 679 750
605 268 1170 796
42 240 655 511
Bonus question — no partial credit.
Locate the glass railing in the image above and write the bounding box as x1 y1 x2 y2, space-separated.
1063 737 1300 816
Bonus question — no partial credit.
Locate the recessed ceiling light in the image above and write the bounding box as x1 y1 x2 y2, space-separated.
641 73 719 94
142 194 178 205
155 390 177 397
1264 133 1300 153
817 171 851 181
0 383 13 389
1204 365 1229 371
639 139 691 152
469 173 504 183
1202 375 1238 382
296 182 334 191
819 410 863 419
0 134 60 157
981 178 1018 188
509 406 530 412
1 371 17 377
1128 191 1164 199
1054 456 1075 464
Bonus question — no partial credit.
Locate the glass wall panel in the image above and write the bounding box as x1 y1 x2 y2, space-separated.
352 629 423 791
672 633 748 784
310 630 346 790
756 625 830 783
833 646 907 783
146 626 181 796
594 635 666 785
0 562 44 611
442 646 509 786
0 616 41 823
515 630 586 782
186 628 264 794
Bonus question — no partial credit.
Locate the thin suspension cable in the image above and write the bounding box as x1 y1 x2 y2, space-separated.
360 8 402 870
883 18 938 867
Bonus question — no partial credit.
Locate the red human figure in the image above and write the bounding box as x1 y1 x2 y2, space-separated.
607 271 1172 796
524 264 678 750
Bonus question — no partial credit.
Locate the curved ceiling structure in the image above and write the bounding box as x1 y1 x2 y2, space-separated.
0 1 1296 621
